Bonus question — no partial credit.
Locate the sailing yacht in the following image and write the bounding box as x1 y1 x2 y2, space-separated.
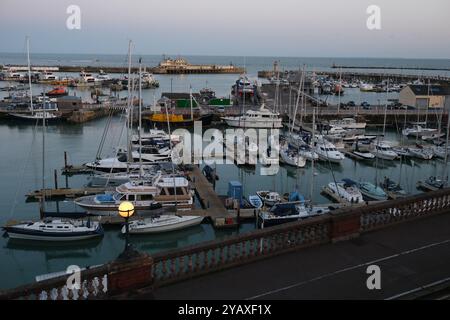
3 219 103 241
402 125 437 138
221 104 282 128
123 215 203 234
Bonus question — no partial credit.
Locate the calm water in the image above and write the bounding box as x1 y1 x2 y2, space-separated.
1 55 449 290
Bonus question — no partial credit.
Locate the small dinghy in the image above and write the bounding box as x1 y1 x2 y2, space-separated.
248 195 263 209
123 215 204 234
3 219 103 241
256 191 281 207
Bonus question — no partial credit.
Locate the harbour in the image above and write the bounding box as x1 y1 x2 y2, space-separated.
1 52 450 295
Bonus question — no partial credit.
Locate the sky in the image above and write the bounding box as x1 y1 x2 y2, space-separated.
0 0 449 58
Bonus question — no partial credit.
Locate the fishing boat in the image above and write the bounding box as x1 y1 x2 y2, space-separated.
141 71 159 89
371 141 398 160
258 200 330 228
256 191 281 207
222 104 282 129
279 145 306 168
380 177 408 199
326 179 364 204
248 195 263 209
3 219 103 241
358 181 388 201
329 118 366 130
314 139 345 163
231 75 255 98
123 215 203 234
46 86 68 97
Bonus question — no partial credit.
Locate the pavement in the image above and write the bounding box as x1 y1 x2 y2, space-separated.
154 213 450 299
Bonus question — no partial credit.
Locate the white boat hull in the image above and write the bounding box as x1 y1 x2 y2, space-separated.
125 216 204 234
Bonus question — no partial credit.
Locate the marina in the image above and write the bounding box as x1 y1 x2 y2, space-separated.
1 52 450 295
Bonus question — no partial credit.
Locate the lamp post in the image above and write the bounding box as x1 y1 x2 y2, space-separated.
118 201 137 260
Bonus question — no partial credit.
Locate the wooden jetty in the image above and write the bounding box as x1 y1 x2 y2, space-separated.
187 166 237 228
26 187 111 200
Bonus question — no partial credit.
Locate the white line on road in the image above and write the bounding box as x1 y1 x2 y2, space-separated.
246 239 450 300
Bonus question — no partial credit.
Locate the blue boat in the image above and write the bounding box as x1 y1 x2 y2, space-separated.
248 195 263 209
358 181 388 201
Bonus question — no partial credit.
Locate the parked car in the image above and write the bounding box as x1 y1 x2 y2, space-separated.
347 101 356 107
361 101 371 109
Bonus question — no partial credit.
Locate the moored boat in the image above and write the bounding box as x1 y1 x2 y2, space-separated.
123 215 203 234
358 181 388 201
3 219 103 241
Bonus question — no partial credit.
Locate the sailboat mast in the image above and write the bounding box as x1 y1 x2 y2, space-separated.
138 58 143 179
190 85 194 121
126 40 132 164
383 78 389 137
41 88 46 212
310 107 316 203
26 37 33 114
443 110 450 178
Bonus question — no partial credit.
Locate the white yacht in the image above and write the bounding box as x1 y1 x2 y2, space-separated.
39 71 58 81
329 118 366 130
327 179 364 204
74 173 194 215
280 145 306 168
95 70 110 82
371 141 398 160
402 125 437 138
221 104 282 128
123 215 203 234
314 139 345 163
80 71 96 83
3 219 103 241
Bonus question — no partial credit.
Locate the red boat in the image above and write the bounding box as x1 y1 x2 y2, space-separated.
46 86 68 97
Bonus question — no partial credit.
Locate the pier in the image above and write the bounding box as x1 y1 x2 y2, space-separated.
1 187 449 299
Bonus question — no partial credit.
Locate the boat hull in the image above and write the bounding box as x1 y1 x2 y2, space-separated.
4 227 103 241
126 216 203 234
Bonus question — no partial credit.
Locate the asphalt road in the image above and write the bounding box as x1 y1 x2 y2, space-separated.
154 213 450 299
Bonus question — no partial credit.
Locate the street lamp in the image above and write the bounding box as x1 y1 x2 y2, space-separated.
118 201 138 260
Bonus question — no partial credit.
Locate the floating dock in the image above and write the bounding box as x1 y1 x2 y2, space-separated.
26 187 112 200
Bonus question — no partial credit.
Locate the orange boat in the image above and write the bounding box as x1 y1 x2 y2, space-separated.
46 86 68 97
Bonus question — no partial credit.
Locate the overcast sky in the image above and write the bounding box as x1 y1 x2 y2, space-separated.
0 0 449 58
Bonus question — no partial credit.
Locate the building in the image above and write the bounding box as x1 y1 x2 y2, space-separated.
399 85 450 109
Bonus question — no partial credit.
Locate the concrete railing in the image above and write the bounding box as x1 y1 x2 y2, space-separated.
1 188 450 300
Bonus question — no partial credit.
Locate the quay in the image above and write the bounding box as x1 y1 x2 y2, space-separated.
331 64 450 72
1 59 245 75
1 187 449 299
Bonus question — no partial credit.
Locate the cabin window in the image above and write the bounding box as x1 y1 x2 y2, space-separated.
140 194 154 201
127 194 135 201
167 187 185 195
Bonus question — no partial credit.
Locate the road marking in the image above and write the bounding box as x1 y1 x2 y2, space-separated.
246 239 450 300
385 277 450 300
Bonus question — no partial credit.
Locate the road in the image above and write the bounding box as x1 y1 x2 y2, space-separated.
154 213 450 299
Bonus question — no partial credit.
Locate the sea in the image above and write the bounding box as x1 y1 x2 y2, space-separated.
0 53 449 290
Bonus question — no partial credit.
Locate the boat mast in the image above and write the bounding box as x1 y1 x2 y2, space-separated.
126 40 132 165
290 67 303 134
383 78 389 137
41 88 46 213
26 36 33 115
190 85 194 121
138 57 142 179
164 99 178 212
337 67 342 114
443 110 450 179
310 107 316 203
